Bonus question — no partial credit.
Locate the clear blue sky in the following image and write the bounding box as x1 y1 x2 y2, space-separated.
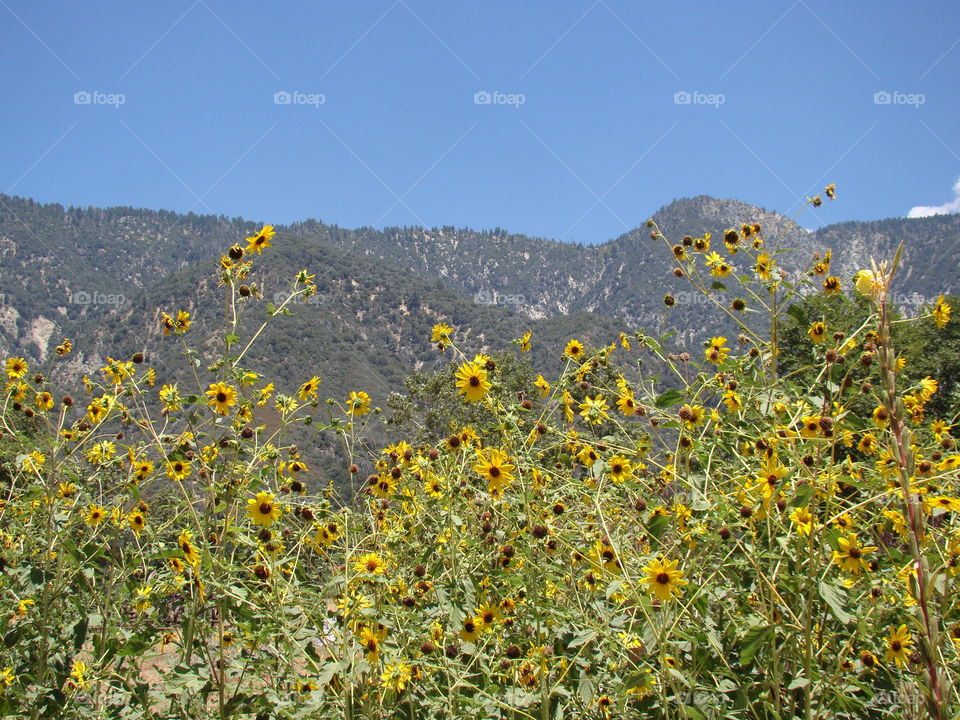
2 1 959 243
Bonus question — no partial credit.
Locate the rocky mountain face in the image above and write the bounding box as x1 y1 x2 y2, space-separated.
2 192 957 373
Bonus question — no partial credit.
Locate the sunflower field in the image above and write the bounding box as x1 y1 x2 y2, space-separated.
1 187 959 720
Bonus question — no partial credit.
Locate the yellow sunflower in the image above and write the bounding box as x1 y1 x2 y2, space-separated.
247 491 282 527
454 362 491 403
640 556 686 602
205 382 238 415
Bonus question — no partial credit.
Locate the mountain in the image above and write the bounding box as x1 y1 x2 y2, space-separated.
3 191 957 486
4 192 958 369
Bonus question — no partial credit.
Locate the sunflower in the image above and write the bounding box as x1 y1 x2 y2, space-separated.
178 530 200 568
102 357 134 385
919 376 938 401
474 603 501 631
533 375 550 398
460 617 481 643
133 460 154 482
368 473 396 498
346 390 371 416
563 339 584 360
756 456 787 498
864 410 887 435
679 404 706 428
607 455 633 483
753 253 773 281
85 504 107 527
799 415 822 438
704 336 730 365
85 440 117 465
473 448 516 494
430 322 454 349
34 392 54 411
616 392 639 416
314 521 340 549
19 451 45 473
174 310 192 334
722 389 742 412
454 362 491 403
246 225 276 255
128 511 147 535
518 330 532 353
354 552 387 576
929 495 960 513
857 433 878 454
358 626 382 662
5 357 28 379
166 459 192 482
932 295 951 328
832 533 878 575
202 382 236 416
424 474 444 498
298 376 321 402
640 556 686 602
159 384 182 412
591 540 623 575
247 491 282 527
705 251 733 277
789 506 814 536
808 322 827 344
380 663 413 692
884 624 913 667
579 395 610 425
822 276 842 294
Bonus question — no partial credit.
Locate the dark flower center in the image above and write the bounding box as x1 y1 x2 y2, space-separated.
656 572 670 585
848 548 861 559
259 503 272 515
469 376 480 387
489 467 501 478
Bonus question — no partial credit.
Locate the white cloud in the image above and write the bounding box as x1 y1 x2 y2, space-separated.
908 177 960 218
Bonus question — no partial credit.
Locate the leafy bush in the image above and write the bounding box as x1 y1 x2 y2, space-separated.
1 191 958 719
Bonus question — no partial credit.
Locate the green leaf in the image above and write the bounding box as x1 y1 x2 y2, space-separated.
791 483 813 507
646 513 670 539
710 281 727 291
819 581 854 624
655 388 684 408
567 628 597 648
787 303 808 325
224 333 240 348
739 625 773 667
788 676 810 690
72 617 88 652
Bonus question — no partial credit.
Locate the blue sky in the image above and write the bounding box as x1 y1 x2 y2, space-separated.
2 1 959 244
